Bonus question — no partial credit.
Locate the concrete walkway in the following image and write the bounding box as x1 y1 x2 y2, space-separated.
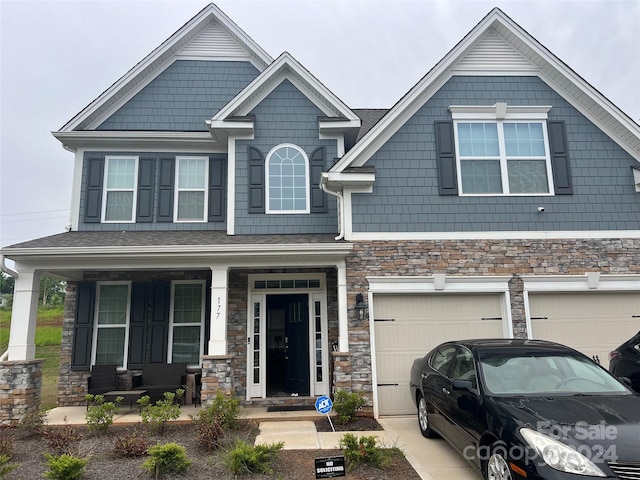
46 408 480 480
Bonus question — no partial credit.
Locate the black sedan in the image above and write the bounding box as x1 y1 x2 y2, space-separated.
409 339 640 480
609 331 640 393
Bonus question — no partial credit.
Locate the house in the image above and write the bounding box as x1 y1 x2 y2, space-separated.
1 3 639 422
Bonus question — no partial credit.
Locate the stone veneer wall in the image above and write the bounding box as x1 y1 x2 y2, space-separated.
344 238 640 407
0 359 43 425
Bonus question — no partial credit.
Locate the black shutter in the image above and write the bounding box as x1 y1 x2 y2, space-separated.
310 147 327 212
71 283 96 370
136 158 156 222
208 154 226 222
128 283 149 369
149 281 170 363
84 158 104 222
435 121 459 195
157 158 175 222
548 121 573 195
248 147 265 213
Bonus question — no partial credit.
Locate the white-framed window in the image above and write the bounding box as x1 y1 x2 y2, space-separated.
450 104 554 196
102 156 138 222
174 156 208 222
168 281 205 366
92 282 131 368
266 144 310 213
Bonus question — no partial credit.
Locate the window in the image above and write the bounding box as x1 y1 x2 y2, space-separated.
175 156 208 221
266 144 309 213
93 283 130 367
169 281 205 365
450 104 553 195
103 156 138 221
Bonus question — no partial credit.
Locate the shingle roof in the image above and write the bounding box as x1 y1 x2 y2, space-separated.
3 231 346 250
353 109 389 142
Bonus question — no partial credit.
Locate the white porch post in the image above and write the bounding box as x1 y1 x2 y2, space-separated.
208 266 229 356
337 261 349 352
7 267 41 361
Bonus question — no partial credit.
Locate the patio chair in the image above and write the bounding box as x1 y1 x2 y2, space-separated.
87 364 118 395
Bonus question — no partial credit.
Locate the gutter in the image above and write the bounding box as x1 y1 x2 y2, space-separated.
320 179 345 241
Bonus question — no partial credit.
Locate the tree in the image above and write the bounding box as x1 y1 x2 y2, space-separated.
40 276 66 307
0 272 14 294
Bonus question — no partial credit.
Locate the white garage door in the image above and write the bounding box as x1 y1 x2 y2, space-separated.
373 293 505 416
529 292 640 368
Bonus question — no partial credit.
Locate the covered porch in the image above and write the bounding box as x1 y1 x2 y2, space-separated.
0 231 355 424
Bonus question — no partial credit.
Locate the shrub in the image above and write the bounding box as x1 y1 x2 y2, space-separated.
43 453 88 480
340 433 391 471
138 390 184 435
42 425 82 455
192 415 224 452
333 390 367 424
85 394 122 433
111 426 150 458
0 455 17 479
221 440 284 475
18 409 48 437
205 391 241 430
0 428 13 459
141 442 191 478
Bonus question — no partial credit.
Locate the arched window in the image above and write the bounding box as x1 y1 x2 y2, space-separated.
266 144 310 213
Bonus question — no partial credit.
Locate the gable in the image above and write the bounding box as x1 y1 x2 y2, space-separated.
453 29 535 73
60 4 272 132
97 60 260 131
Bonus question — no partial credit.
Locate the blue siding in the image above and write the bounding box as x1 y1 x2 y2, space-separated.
78 151 226 232
98 60 260 131
352 76 640 233
235 80 338 234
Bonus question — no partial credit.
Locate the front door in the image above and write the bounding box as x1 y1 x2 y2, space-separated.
267 294 310 396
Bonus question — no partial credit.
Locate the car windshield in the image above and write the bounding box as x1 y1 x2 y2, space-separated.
478 352 629 396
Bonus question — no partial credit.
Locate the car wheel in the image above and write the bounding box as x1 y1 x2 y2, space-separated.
484 445 512 480
417 393 437 438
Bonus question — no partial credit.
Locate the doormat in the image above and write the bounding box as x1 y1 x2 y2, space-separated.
266 405 316 412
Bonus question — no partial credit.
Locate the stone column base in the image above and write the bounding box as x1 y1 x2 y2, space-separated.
0 359 43 426
201 355 234 404
331 351 352 393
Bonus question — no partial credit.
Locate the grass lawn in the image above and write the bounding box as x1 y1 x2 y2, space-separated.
1 306 63 410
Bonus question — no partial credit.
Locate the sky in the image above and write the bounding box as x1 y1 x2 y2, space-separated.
1 0 639 248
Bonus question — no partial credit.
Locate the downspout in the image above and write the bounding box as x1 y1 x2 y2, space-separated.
0 255 18 361
320 179 344 241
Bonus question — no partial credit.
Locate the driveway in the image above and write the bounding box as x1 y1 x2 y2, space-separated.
378 416 481 480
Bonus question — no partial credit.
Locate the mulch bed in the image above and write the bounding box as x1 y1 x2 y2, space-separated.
3 419 419 480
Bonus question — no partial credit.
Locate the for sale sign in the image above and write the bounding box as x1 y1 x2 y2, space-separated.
314 456 345 478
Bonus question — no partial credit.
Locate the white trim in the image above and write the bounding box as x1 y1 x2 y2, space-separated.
449 104 552 120
349 230 640 241
91 281 132 369
246 273 328 400
265 144 310 214
101 156 139 223
522 274 640 293
52 131 221 153
173 156 209 222
69 149 84 231
227 137 236 235
168 280 206 367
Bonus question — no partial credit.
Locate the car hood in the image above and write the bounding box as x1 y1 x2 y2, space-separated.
492 395 640 461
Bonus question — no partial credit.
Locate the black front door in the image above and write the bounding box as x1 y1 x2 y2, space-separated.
266 294 310 396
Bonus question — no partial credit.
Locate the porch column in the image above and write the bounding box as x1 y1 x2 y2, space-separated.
337 261 349 352
208 266 229 356
7 267 41 361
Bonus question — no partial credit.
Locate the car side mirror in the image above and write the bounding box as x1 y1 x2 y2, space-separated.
618 376 633 388
452 379 474 392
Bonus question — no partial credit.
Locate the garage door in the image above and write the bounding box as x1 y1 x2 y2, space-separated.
529 292 640 368
373 293 505 416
